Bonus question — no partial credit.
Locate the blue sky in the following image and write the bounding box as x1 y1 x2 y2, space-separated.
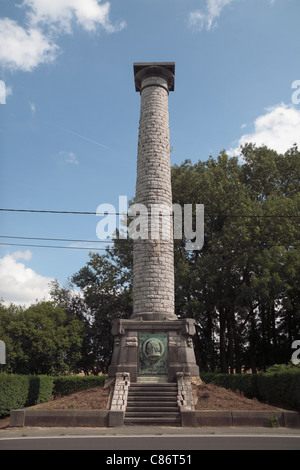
0 0 299 305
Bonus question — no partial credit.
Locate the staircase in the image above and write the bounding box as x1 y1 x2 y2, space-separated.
124 382 181 426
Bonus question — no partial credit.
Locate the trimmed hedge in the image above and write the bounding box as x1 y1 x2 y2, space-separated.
52 375 106 398
201 370 300 411
201 372 260 399
258 371 300 411
0 374 107 416
0 373 54 416
0 374 29 416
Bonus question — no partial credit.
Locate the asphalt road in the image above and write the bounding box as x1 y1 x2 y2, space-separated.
1 433 300 450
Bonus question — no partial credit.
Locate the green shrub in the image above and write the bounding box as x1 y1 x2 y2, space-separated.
0 373 54 416
201 373 259 398
201 369 300 411
0 373 30 416
0 373 107 416
53 375 106 398
258 371 300 411
266 415 279 428
266 362 300 373
26 375 54 406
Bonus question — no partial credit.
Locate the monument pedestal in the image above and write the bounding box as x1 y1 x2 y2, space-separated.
108 318 199 383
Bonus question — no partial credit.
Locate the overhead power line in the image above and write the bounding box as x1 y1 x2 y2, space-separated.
0 241 298 252
0 208 96 215
0 242 109 251
0 208 299 218
0 235 114 244
0 235 115 252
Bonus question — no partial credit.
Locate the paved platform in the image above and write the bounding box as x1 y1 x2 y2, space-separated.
8 408 300 429
1 424 300 440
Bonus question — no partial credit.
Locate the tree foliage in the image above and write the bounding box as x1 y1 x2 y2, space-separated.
172 144 300 372
0 301 84 375
50 238 133 374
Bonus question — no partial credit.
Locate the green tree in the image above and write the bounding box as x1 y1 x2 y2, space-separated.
51 236 133 374
0 301 84 375
171 144 299 372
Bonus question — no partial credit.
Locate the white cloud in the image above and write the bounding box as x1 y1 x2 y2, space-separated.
0 1 125 72
5 85 13 99
0 81 12 104
59 150 79 165
188 0 276 31
229 103 300 156
11 250 32 261
0 80 5 104
188 10 206 31
29 101 36 113
0 251 54 307
0 18 58 72
22 0 126 34
188 0 236 31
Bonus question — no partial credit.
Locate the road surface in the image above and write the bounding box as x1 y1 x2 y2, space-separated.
0 428 299 450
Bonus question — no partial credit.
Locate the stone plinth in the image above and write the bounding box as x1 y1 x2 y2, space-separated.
108 318 199 382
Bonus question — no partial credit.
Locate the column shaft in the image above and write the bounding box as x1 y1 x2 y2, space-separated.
132 69 176 320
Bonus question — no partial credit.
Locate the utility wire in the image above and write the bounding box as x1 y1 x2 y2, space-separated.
0 235 114 244
0 208 96 215
0 242 109 251
0 241 298 252
0 209 298 252
0 208 299 218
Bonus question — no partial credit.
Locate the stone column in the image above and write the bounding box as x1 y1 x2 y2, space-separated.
107 63 200 383
132 63 177 321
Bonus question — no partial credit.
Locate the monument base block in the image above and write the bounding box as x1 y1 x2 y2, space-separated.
108 318 199 383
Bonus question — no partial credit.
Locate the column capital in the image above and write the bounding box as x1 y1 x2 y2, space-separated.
133 62 175 92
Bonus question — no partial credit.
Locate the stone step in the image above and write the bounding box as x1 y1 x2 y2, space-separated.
124 416 181 425
126 411 180 418
126 406 178 412
130 382 175 386
129 386 177 392
128 394 177 398
128 386 177 393
129 384 176 388
127 400 177 407
127 398 178 404
125 382 180 426
129 386 177 391
137 376 169 383
128 393 176 398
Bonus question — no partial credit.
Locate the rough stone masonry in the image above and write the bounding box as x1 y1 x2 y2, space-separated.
132 63 177 321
